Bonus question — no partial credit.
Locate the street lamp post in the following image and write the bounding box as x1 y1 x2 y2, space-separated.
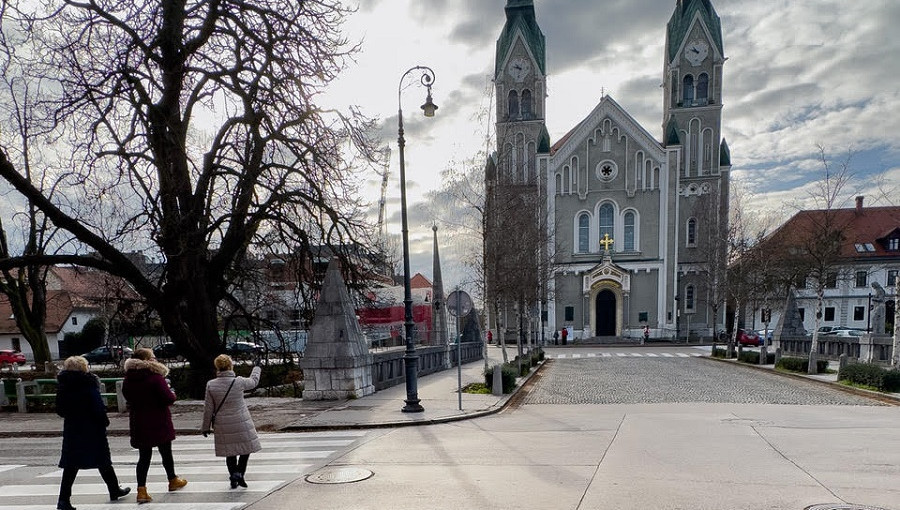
398 65 437 413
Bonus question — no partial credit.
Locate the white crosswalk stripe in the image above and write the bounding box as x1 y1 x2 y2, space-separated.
547 351 707 359
0 430 365 510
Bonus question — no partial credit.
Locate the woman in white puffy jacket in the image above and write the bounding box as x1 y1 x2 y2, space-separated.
201 354 262 489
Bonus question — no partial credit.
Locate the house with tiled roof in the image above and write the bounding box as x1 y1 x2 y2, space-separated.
0 266 140 361
749 197 900 335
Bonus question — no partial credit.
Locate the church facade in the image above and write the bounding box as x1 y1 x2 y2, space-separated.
487 0 731 341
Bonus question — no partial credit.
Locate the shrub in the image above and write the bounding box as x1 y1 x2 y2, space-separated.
462 382 491 394
838 363 900 392
484 363 518 394
776 356 828 373
738 351 775 364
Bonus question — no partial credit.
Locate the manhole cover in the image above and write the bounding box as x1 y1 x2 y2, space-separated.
805 505 891 510
305 467 374 484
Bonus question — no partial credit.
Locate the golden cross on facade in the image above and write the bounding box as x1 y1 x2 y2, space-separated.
599 233 614 251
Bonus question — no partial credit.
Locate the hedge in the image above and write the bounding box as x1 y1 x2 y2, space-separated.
738 351 775 364
776 356 828 373
484 363 518 394
838 363 900 392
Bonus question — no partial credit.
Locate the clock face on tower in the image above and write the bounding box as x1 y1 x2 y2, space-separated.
685 40 708 66
507 57 531 82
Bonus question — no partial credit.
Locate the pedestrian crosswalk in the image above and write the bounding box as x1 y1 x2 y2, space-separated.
547 351 705 359
0 430 366 509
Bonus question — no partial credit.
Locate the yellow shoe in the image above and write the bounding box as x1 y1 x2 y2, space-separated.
136 486 152 504
168 476 188 491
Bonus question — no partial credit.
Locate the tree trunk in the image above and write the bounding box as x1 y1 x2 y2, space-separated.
808 287 824 374
892 279 899 367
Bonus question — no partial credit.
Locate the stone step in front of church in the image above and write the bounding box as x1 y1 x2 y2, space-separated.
576 336 640 345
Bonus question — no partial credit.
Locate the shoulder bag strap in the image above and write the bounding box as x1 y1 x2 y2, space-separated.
211 378 237 422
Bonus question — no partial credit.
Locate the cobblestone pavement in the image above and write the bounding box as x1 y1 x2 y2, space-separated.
523 357 885 405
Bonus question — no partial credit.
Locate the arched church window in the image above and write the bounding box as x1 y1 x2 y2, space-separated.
697 73 709 104
508 90 519 119
687 218 697 246
682 74 694 105
599 204 614 248
685 285 695 311
623 211 636 251
521 89 533 119
578 213 590 253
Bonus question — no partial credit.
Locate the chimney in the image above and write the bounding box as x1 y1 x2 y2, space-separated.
855 196 864 212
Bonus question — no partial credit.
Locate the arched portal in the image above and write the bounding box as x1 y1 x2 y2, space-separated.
595 289 617 336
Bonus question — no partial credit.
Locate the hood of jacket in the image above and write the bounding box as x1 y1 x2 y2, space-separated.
57 369 99 388
124 357 169 377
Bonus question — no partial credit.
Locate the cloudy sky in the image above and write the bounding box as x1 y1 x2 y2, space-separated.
323 0 900 288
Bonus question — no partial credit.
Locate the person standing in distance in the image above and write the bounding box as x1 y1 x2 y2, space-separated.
55 356 130 510
123 348 187 503
202 354 262 489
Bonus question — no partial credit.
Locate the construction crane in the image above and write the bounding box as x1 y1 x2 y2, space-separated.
376 145 391 244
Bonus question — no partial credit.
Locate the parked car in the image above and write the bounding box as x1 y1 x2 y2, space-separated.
152 342 185 361
737 329 762 346
755 330 774 343
816 326 839 335
0 349 26 366
225 341 264 358
82 345 133 364
823 328 865 338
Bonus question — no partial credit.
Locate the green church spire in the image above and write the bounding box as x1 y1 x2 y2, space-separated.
495 0 545 77
666 0 723 63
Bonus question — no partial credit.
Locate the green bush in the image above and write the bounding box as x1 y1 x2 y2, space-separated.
484 363 518 393
838 363 900 392
776 356 828 373
738 351 775 364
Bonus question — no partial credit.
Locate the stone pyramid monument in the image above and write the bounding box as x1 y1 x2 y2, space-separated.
299 257 374 400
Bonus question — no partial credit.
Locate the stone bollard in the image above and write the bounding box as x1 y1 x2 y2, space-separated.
491 364 503 396
774 347 782 366
759 346 767 365
839 353 848 372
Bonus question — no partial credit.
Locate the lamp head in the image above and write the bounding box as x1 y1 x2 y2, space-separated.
421 88 438 117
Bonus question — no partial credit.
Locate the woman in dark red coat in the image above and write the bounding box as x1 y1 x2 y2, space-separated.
56 356 130 510
123 348 187 503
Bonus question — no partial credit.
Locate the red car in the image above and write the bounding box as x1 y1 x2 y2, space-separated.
737 329 762 346
0 349 26 366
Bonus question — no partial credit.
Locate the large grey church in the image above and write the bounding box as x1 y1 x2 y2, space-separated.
486 0 730 342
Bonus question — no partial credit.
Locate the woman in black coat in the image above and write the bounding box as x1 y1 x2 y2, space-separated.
56 355 130 510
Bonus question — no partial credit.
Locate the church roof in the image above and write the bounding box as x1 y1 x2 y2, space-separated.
495 0 546 77
719 138 731 166
667 0 724 63
550 96 665 159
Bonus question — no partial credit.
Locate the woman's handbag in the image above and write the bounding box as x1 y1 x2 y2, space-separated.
210 378 236 428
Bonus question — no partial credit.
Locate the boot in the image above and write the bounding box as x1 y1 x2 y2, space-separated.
109 486 131 501
236 472 247 488
56 501 76 510
230 472 240 489
168 476 188 491
136 486 152 504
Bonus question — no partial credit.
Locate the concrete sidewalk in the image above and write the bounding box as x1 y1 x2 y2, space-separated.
0 344 523 437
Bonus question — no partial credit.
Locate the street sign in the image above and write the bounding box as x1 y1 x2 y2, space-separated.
446 290 473 317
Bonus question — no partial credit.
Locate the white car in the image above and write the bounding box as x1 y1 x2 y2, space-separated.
823 328 865 337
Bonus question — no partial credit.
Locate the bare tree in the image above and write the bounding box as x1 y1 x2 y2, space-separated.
0 0 375 390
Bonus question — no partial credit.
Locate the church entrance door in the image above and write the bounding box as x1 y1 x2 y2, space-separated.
595 289 616 336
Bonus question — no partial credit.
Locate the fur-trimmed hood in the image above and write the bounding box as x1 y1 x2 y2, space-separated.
124 357 169 377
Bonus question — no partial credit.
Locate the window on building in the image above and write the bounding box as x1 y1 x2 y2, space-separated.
889 238 900 251
623 211 635 251
682 74 694 104
685 285 695 311
599 204 614 246
696 73 709 103
564 306 574 321
266 309 277 322
521 89 533 119
71 316 78 326
853 306 865 321
578 213 590 253
889 269 898 287
638 311 648 323
798 308 805 322
824 307 835 322
855 271 868 287
687 218 697 247
824 272 838 288
11 338 20 351
508 90 519 119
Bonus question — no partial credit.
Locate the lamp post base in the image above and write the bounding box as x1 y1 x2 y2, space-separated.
401 400 424 413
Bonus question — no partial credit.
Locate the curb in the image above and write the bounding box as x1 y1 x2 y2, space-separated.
700 355 900 406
